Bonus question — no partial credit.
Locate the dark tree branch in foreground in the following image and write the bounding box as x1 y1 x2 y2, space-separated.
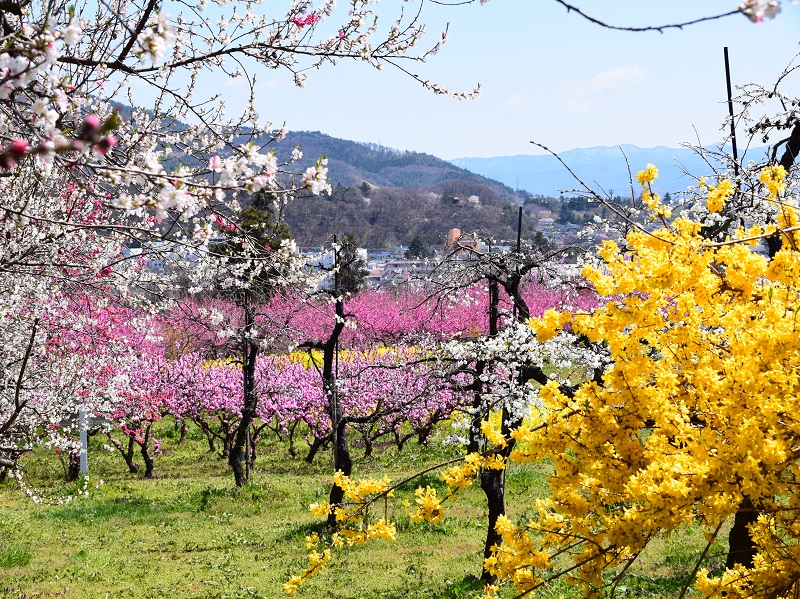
432 0 744 33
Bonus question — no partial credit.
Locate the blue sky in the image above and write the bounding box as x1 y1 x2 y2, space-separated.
223 1 800 159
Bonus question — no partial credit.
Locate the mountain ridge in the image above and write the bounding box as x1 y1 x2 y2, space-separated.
278 130 524 202
450 144 768 197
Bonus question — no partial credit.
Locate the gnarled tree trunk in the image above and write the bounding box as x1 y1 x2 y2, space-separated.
230 293 258 487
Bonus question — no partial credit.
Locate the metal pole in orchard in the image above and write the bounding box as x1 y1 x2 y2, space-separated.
78 409 88 476
724 47 740 182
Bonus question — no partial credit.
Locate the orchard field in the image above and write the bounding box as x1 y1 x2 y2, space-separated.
0 279 729 599
1 417 725 599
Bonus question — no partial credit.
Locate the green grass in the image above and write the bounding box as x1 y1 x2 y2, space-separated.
0 420 726 599
0 546 32 568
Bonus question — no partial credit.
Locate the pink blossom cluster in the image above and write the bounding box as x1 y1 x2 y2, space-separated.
291 13 321 29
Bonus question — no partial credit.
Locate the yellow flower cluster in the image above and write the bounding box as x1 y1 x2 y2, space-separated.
333 470 393 502
535 308 573 343
283 548 331 594
635 163 672 217
480 419 508 448
760 164 786 199
287 471 397 593
483 514 549 593
366 518 397 541
202 357 238 370
309 501 333 518
288 346 420 369
636 163 658 185
480 583 500 599
427 411 521 508
705 178 734 213
409 486 445 525
437 451 509 499
511 177 800 597
440 460 481 492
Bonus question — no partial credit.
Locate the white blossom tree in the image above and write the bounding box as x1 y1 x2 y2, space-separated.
0 0 480 475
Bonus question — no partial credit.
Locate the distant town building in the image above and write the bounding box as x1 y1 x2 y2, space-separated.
446 228 461 249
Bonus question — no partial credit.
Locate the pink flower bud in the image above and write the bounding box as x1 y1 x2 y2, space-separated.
78 114 102 141
10 139 29 157
93 136 118 156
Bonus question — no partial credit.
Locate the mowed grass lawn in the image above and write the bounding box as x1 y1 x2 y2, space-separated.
0 419 726 598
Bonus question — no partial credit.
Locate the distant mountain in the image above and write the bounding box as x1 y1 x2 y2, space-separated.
450 145 769 197
277 131 523 201
274 131 540 247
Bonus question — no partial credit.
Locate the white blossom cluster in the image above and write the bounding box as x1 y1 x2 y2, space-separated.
444 321 608 431
740 0 784 22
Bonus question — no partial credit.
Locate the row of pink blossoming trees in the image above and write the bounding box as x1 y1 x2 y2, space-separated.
39 282 585 483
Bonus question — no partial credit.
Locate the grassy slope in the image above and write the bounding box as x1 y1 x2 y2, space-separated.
0 420 725 599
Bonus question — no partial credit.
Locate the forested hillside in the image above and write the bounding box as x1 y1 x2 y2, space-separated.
275 131 536 247
284 179 538 248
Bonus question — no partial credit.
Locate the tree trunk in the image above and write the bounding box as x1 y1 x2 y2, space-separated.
286 420 299 457
203 426 216 453
66 451 81 482
124 436 140 474
480 279 522 583
325 246 351 527
725 497 758 570
730 130 800 564
480 405 519 583
327 416 352 527
249 430 256 472
305 436 325 464
362 435 373 458
141 425 154 479
467 361 487 455
767 121 800 257
398 433 411 451
482 280 510 584
230 294 258 487
108 432 139 473
480 468 505 582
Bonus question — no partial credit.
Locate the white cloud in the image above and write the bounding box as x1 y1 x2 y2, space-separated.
564 66 647 113
504 92 530 107
567 97 595 113
586 66 647 92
